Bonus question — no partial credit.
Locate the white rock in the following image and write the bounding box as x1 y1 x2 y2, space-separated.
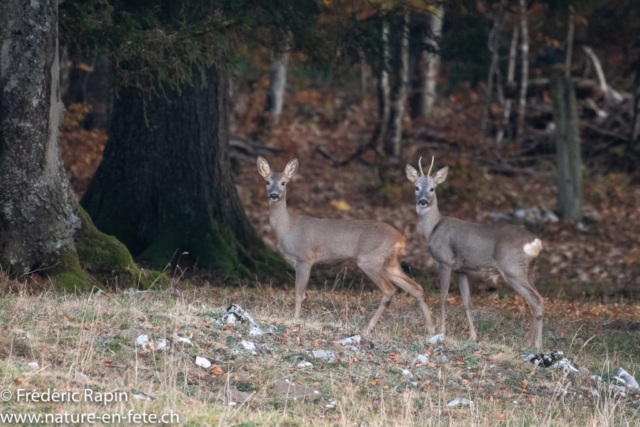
337 335 361 346
489 365 495 369
513 400 519 405
551 358 578 372
428 334 445 344
611 384 626 397
232 349 240 355
401 369 413 378
241 340 258 355
132 392 154 401
195 357 211 369
410 381 418 387
153 339 167 351
591 389 598 397
297 360 313 368
312 350 337 363
614 368 640 391
228 402 237 406
223 304 263 336
123 288 147 295
413 355 428 365
325 400 337 409
74 372 88 379
314 390 320 395
94 289 105 297
27 362 39 370
447 398 474 407
591 374 602 382
136 335 150 347
176 337 193 346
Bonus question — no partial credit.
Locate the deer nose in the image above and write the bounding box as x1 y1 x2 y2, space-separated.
419 199 428 207
269 192 279 201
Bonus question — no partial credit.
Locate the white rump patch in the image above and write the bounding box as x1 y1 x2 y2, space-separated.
523 238 543 257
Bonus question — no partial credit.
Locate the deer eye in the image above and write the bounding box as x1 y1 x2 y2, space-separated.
430 188 434 192
266 181 271 185
281 182 285 186
415 186 419 191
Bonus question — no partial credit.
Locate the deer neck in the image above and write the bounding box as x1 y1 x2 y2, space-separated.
418 196 442 240
269 199 292 239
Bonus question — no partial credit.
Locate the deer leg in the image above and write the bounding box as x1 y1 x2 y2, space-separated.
501 270 544 349
386 267 435 335
358 263 397 334
458 273 478 342
293 262 312 321
438 264 452 336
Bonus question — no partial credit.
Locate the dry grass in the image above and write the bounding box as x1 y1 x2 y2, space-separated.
1 275 639 426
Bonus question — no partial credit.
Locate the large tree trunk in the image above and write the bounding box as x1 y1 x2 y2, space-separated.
264 33 291 124
0 0 150 291
420 5 445 118
375 19 391 152
517 0 529 139
82 68 284 279
384 11 410 158
552 78 583 222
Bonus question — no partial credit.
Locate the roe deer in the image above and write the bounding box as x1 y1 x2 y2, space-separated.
257 157 435 335
406 157 544 349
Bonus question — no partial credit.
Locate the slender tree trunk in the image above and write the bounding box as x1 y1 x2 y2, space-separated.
421 5 445 118
385 11 410 158
264 33 291 124
82 68 285 279
359 47 368 103
565 10 575 78
375 19 391 152
0 0 148 291
497 25 519 144
552 78 583 222
628 72 640 162
481 8 504 132
517 0 529 139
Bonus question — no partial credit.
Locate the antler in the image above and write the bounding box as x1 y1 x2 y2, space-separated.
418 157 424 176
427 156 434 176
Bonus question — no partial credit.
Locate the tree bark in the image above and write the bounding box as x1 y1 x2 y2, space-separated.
497 25 519 144
375 19 391 153
0 0 152 291
517 0 529 139
628 72 640 161
385 11 410 158
264 33 291 124
420 5 445 118
565 10 575 78
82 67 285 279
359 46 368 103
552 78 583 222
481 7 504 132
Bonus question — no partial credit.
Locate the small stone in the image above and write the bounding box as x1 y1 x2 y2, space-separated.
337 335 361 346
176 337 193 346
325 400 337 409
241 340 258 355
414 355 428 365
428 334 444 344
27 362 39 370
447 398 474 407
312 350 337 363
401 369 413 378
614 368 640 391
132 392 155 401
195 357 211 369
297 360 313 368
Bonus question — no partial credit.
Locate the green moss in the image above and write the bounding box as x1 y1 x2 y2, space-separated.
52 249 89 292
137 216 291 282
75 208 168 290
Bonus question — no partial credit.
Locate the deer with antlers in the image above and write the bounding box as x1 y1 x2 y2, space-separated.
406 157 544 349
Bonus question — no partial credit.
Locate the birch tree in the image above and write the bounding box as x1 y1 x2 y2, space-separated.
517 0 529 138
421 4 445 118
385 11 410 157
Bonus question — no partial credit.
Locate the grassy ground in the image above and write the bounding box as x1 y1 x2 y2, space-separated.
1 275 640 426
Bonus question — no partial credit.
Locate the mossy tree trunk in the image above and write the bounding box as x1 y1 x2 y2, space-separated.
81 67 285 280
0 0 153 291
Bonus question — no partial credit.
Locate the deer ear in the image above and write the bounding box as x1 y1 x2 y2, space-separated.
257 156 271 179
405 164 419 183
283 158 298 179
433 166 449 185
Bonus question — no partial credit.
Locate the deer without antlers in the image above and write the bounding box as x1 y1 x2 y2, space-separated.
257 157 435 335
406 157 544 349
